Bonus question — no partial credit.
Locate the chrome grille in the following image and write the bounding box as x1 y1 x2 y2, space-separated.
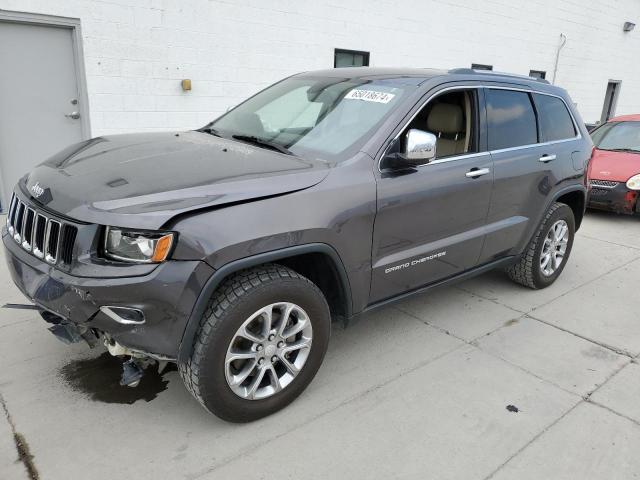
5 193 77 265
33 214 47 259
590 179 619 189
60 224 77 264
14 202 25 242
22 207 36 251
7 195 18 234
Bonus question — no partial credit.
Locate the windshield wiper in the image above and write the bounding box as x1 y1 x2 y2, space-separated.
231 135 293 155
202 126 223 137
603 148 640 153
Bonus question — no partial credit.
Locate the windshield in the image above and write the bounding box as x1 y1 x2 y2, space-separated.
206 76 411 160
591 121 640 152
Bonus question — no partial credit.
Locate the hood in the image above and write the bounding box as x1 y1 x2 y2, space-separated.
22 131 330 229
589 148 640 182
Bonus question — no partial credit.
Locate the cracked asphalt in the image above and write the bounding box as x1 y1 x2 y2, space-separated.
1 210 639 480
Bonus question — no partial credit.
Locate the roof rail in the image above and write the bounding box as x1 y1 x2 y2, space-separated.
448 68 551 84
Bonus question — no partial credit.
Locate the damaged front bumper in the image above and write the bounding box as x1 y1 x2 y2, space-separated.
2 227 214 359
588 183 639 214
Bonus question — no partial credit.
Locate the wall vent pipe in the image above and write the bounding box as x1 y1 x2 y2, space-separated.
552 33 567 85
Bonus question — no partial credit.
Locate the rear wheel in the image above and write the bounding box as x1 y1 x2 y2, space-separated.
506 202 575 289
179 264 331 422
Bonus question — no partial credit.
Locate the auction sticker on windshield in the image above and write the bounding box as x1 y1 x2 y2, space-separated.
345 89 396 104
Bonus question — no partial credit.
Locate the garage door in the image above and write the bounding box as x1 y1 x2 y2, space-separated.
0 16 88 212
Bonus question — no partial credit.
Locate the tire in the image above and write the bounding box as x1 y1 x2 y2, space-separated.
179 264 331 423
506 202 575 289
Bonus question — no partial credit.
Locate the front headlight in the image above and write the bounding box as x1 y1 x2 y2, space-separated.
104 227 175 263
627 174 640 190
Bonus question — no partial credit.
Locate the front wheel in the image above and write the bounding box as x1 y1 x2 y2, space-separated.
179 264 331 422
506 202 575 289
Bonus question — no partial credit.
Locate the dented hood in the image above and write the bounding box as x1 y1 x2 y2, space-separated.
22 131 329 229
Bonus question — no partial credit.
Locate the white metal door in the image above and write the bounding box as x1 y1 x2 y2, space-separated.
0 20 86 211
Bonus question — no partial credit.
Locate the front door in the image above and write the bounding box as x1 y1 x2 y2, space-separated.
0 18 87 211
370 87 493 303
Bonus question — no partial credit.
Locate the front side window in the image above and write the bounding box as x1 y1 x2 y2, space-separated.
591 121 640 152
208 76 410 160
486 89 537 150
534 94 576 142
405 89 478 159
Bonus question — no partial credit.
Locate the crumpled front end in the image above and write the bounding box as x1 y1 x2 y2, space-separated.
2 191 214 359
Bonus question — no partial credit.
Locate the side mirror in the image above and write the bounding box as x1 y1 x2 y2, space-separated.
405 129 437 163
381 129 437 171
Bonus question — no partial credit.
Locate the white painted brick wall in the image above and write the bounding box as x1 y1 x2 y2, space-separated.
1 0 638 136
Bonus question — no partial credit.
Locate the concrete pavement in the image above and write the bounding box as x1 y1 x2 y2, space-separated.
1 210 639 479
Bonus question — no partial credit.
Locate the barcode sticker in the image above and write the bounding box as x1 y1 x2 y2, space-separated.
344 89 396 104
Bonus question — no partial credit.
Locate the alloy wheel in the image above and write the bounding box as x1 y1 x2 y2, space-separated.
224 302 313 400
540 219 569 276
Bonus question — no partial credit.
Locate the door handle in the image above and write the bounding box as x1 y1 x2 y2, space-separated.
539 154 556 163
65 111 80 119
465 168 490 178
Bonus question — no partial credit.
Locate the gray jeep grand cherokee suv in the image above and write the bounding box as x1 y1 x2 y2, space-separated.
3 67 591 422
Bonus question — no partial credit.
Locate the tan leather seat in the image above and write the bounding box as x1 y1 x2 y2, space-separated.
427 103 466 157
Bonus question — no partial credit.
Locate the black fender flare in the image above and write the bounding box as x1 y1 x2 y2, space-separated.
550 184 587 226
552 184 587 206
516 184 587 257
177 243 352 363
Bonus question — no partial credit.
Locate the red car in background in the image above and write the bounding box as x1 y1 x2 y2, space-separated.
588 114 640 215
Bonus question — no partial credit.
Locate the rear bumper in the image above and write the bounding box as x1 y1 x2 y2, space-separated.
588 183 639 214
2 228 214 358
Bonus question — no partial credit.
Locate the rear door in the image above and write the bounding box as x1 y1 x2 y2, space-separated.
370 85 493 303
478 87 576 263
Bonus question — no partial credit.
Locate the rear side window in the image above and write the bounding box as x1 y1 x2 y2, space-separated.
486 89 537 150
534 94 576 141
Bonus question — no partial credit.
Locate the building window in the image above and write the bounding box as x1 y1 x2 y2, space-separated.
471 63 493 71
334 48 370 68
529 70 546 79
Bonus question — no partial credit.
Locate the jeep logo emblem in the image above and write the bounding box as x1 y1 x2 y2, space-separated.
31 182 45 198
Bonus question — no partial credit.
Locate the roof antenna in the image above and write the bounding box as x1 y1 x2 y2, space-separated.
552 33 567 85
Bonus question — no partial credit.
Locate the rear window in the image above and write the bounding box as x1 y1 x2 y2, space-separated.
534 94 576 141
486 89 537 150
